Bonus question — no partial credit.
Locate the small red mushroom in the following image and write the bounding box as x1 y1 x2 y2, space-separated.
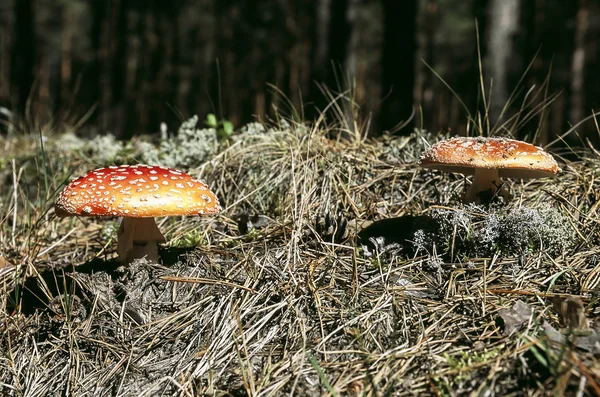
419 137 560 203
55 165 221 263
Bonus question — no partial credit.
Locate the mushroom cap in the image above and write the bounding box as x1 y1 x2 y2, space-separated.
55 165 221 218
419 137 560 178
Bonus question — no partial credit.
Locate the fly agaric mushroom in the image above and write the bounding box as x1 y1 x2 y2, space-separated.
419 137 560 203
55 165 221 263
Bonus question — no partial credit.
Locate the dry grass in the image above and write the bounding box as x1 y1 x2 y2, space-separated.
0 114 599 396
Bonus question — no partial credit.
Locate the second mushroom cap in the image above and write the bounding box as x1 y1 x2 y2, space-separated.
419 137 560 178
419 137 560 203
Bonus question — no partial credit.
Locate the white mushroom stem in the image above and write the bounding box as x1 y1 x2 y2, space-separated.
464 168 512 204
117 217 166 263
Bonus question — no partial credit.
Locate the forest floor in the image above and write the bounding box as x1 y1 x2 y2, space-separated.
0 114 599 396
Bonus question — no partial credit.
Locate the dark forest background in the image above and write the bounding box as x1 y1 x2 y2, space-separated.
0 0 598 144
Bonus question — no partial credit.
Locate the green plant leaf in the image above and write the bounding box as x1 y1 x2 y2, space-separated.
206 113 217 128
308 355 338 396
222 120 234 136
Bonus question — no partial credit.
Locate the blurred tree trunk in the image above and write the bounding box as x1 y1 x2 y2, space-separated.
327 0 350 88
415 1 440 126
312 0 361 137
59 5 73 112
344 0 360 84
313 0 332 86
246 2 269 122
486 0 520 126
109 0 127 137
156 3 179 131
380 0 418 134
307 0 351 121
518 0 578 144
306 0 332 122
10 0 35 115
473 0 488 43
518 0 547 143
90 0 112 134
584 2 600 146
184 1 215 124
212 1 239 125
570 0 588 126
0 0 15 109
122 5 141 137
283 1 312 118
343 0 360 132
121 2 179 139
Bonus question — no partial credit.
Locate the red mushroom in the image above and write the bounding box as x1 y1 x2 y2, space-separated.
55 165 221 263
419 137 560 203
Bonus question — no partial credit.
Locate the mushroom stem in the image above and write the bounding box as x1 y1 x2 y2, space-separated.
117 217 166 263
465 168 512 204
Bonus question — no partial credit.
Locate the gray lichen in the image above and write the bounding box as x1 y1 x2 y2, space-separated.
141 115 219 169
413 203 576 260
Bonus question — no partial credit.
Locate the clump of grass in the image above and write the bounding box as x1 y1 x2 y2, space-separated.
433 347 501 395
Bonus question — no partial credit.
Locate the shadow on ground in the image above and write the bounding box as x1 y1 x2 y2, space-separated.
9 246 198 315
357 215 437 256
